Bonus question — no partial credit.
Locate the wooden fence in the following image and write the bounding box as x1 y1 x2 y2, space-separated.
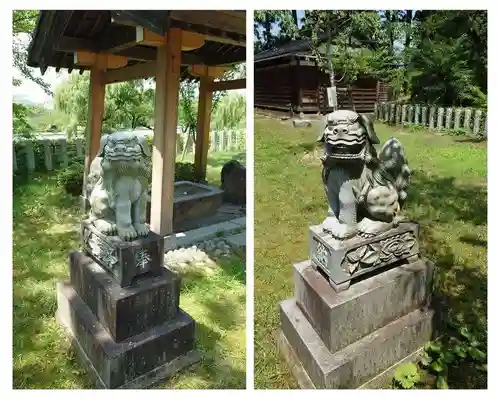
13 129 245 174
374 102 487 138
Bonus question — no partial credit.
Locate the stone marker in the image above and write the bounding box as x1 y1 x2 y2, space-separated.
293 119 312 128
278 110 436 389
56 130 200 389
221 160 246 205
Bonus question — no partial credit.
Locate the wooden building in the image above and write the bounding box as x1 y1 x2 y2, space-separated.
254 38 389 114
27 10 246 238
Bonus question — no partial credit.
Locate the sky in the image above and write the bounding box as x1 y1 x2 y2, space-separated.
12 33 69 108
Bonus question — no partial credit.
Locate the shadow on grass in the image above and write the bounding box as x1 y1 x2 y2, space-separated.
453 137 487 144
408 170 486 226
460 235 487 248
408 171 487 389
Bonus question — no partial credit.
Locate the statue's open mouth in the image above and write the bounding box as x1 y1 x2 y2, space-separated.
106 151 143 162
326 143 365 160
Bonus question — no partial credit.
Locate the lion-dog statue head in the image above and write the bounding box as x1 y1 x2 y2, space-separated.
317 110 379 165
87 131 151 208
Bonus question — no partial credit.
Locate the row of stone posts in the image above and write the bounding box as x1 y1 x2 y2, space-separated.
374 102 487 138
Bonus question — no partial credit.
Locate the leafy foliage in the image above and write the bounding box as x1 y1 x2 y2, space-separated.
13 103 34 136
254 11 301 52
55 157 85 196
418 320 487 389
12 10 52 94
253 10 487 107
393 362 420 389
391 319 487 389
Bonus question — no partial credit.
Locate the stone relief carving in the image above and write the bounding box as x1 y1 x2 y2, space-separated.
314 239 329 269
86 131 151 241
341 232 416 275
86 232 119 270
317 110 411 240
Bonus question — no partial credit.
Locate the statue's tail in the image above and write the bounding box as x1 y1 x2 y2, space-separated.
377 138 411 202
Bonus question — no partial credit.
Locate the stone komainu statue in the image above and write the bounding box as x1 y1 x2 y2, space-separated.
86 131 151 241
317 110 411 239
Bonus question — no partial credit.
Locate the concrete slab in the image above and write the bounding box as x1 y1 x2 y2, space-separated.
224 232 246 248
229 217 246 227
279 299 435 389
172 221 241 249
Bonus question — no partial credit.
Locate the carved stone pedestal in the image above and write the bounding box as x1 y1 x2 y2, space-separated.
309 222 420 292
277 258 436 389
81 220 164 288
56 227 200 388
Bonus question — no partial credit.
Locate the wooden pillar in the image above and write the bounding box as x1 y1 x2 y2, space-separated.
150 28 182 236
194 73 214 182
291 57 302 113
82 59 106 203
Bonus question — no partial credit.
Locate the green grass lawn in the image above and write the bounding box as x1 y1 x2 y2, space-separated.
13 152 246 389
254 114 487 389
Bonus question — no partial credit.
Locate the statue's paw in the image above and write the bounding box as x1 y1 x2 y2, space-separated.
133 223 150 237
94 219 117 235
357 218 391 237
322 218 357 240
117 225 137 241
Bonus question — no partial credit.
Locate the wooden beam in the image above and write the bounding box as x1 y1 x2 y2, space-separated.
57 35 203 64
190 65 228 78
82 57 106 205
136 27 206 51
109 11 246 47
194 73 214 181
103 62 155 84
74 51 128 69
99 25 138 53
150 28 182 236
210 78 246 92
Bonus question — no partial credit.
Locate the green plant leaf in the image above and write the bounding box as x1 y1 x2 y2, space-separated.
431 361 444 373
476 363 487 372
393 362 420 389
419 352 432 367
436 375 449 389
425 341 442 354
452 345 467 359
459 326 473 341
468 347 486 361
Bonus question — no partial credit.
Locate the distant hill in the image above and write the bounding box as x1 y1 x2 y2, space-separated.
12 94 39 107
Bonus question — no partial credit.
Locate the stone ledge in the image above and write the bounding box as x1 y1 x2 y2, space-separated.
279 299 435 389
170 220 244 249
56 282 199 388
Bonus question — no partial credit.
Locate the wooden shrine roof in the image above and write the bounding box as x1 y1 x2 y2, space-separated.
27 10 246 78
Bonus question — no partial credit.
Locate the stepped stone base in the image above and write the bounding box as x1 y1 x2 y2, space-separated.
56 282 200 389
278 258 436 389
279 299 434 389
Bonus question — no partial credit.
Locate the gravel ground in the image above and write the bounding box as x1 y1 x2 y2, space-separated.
164 237 234 275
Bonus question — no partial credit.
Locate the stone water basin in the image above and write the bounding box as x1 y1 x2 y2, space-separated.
147 181 223 229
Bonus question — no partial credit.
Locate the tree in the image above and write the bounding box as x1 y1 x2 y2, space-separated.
12 10 52 95
301 10 384 98
178 62 245 160
254 10 300 52
13 103 33 135
408 10 487 107
53 74 156 137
